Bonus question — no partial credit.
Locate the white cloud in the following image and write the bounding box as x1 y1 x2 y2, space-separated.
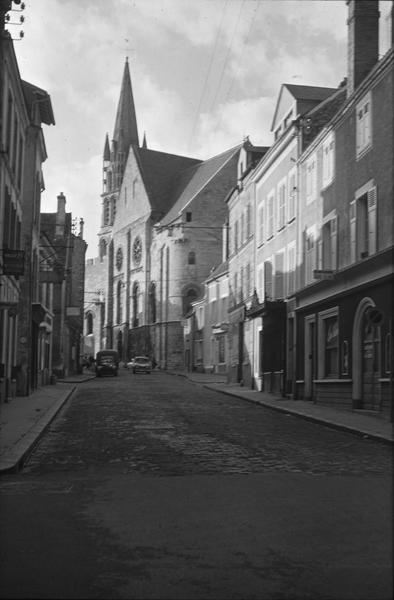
10 0 356 260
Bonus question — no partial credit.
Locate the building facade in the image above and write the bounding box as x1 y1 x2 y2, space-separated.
295 0 393 416
84 59 242 369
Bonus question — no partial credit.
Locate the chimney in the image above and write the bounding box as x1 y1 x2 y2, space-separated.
56 192 66 236
347 1 380 97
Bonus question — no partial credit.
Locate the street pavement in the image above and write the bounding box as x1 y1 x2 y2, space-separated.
0 368 392 475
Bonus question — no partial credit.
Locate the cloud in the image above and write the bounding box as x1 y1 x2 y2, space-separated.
11 0 356 260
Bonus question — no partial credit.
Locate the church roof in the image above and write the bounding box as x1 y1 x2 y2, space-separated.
160 144 242 226
112 58 139 148
136 147 202 221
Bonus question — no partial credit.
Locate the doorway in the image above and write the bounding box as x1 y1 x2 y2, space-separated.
362 315 381 410
304 315 316 400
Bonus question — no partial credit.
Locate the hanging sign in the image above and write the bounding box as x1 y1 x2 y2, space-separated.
2 249 25 276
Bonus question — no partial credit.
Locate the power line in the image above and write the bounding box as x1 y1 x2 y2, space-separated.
209 0 246 117
187 0 229 152
224 0 260 106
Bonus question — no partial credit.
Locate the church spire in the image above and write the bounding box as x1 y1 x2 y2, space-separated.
142 131 147 149
103 133 110 161
112 57 139 149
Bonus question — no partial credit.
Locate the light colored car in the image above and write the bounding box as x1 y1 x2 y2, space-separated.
132 356 152 374
126 358 136 369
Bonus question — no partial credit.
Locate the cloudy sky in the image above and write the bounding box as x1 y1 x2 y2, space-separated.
9 0 391 258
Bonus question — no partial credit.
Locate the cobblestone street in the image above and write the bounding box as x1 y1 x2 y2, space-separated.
0 371 392 599
24 371 391 476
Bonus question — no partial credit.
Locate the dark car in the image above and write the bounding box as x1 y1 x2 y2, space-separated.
132 356 152 374
95 349 119 377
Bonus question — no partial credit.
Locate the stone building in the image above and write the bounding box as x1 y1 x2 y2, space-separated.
84 59 242 368
295 0 393 417
0 25 27 401
40 193 87 378
0 9 55 399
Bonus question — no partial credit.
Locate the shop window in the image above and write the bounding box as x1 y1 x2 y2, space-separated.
318 308 339 378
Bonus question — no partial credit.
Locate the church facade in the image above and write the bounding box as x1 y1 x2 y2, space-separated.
84 59 242 369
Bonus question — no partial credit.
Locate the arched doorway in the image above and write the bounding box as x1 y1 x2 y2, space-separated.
352 297 382 410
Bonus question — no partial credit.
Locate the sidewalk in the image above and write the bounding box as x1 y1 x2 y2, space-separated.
167 370 394 444
0 373 95 474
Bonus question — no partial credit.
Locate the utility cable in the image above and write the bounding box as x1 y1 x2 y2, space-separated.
209 0 245 117
187 0 229 152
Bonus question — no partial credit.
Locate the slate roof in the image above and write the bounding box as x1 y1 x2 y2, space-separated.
301 87 347 150
205 260 229 284
21 80 55 125
112 58 139 147
284 83 338 101
135 147 202 222
160 144 243 226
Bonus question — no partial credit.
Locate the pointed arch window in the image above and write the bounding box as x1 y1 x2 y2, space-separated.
132 282 139 327
99 238 107 261
117 280 123 324
86 312 93 335
149 282 156 323
104 199 111 226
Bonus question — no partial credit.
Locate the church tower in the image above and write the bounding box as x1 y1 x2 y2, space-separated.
98 58 139 261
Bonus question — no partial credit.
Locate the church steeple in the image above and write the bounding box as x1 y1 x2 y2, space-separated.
142 131 147 149
103 133 110 161
112 57 139 150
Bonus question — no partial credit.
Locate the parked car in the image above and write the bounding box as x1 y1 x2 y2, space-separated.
95 349 119 377
132 356 152 374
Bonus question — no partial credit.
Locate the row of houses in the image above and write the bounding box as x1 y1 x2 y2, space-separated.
83 0 392 419
0 2 87 403
184 0 393 418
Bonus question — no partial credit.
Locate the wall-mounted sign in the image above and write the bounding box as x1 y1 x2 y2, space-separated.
2 249 25 276
313 269 334 280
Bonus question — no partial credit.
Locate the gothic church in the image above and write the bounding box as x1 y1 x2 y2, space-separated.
84 59 242 368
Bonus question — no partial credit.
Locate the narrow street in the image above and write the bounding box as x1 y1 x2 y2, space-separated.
0 370 392 600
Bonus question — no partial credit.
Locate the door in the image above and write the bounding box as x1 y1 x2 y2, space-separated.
237 321 244 383
362 316 381 410
304 316 316 400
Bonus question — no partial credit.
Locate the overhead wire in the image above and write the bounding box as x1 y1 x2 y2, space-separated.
223 0 260 107
209 0 246 117
187 0 229 152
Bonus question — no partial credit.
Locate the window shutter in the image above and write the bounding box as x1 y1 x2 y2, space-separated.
264 261 273 300
330 217 337 269
367 186 377 254
275 253 285 298
350 200 356 263
317 238 323 270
